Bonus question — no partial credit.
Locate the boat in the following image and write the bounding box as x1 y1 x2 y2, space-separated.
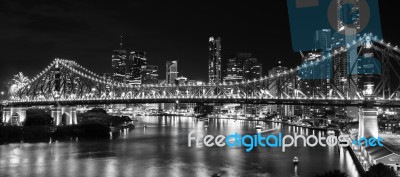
293 156 299 164
255 124 262 129
204 124 209 128
143 124 147 128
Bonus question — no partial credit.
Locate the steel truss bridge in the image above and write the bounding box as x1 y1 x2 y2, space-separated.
4 34 400 108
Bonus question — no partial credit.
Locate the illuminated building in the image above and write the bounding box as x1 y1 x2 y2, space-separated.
267 61 294 117
209 37 222 84
166 60 178 84
223 53 262 82
141 65 158 84
112 49 127 83
127 51 147 85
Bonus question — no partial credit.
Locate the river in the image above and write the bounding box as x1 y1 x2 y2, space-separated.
0 116 360 177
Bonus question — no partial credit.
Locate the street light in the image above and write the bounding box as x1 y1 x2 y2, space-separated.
0 91 4 101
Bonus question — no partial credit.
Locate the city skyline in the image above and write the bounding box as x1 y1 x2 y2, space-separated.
1 1 399 92
3 1 400 176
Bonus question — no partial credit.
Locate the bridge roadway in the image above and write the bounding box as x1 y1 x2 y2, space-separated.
5 97 400 107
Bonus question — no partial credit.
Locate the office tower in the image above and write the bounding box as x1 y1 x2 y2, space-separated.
251 64 262 79
337 0 360 31
300 52 327 117
166 61 178 84
141 65 158 84
236 52 252 76
315 29 332 51
112 49 127 83
333 0 361 120
224 57 243 82
223 52 263 82
243 58 257 80
267 61 294 117
243 58 262 80
126 51 147 85
208 37 222 84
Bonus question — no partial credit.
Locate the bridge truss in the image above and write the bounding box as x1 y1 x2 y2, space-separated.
6 34 400 107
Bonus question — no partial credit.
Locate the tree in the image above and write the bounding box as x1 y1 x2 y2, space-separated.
109 116 131 125
77 108 110 125
24 108 54 126
364 163 397 177
315 170 348 177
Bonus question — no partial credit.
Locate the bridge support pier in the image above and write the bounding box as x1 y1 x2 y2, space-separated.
51 106 77 126
2 107 27 126
358 108 378 139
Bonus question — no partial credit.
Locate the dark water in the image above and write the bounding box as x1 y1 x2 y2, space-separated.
0 116 360 177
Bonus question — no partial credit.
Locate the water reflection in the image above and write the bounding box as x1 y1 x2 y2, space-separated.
0 116 360 177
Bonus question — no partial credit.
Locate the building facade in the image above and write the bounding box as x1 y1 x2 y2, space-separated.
141 65 158 84
127 51 147 85
314 29 332 51
166 60 178 84
267 62 294 117
243 57 262 81
223 53 262 82
209 37 222 84
112 50 127 83
224 57 243 82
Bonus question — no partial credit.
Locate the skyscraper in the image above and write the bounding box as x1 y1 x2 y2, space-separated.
251 64 262 80
267 61 294 117
166 61 178 84
141 65 158 84
223 52 262 82
112 49 127 83
126 51 147 85
337 0 360 31
334 0 361 120
243 57 261 80
208 37 222 84
314 29 332 51
224 57 243 82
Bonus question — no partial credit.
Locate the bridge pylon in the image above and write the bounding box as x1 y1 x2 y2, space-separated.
2 107 27 126
51 106 77 126
358 107 379 139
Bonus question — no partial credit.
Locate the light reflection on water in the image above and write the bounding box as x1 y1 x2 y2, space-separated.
0 116 360 177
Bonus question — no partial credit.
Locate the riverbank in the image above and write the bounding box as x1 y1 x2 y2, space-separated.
199 116 340 131
0 124 116 144
264 119 340 131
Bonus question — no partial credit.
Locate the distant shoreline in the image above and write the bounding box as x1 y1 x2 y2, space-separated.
194 116 340 131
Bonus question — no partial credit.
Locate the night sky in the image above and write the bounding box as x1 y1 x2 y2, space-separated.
0 0 398 92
